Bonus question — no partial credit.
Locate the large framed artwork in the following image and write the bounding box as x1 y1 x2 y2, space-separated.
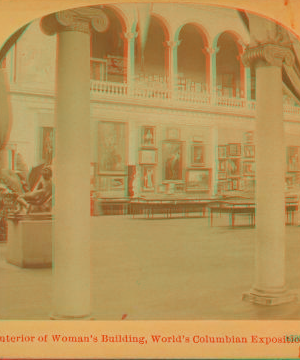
40 127 54 164
162 141 183 181
141 126 156 147
186 168 211 192
218 145 227 159
98 121 126 174
99 175 125 192
191 144 205 166
287 146 299 172
141 165 155 192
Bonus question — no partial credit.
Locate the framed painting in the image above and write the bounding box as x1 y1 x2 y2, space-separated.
243 161 255 176
141 165 155 192
227 158 240 176
139 149 157 164
162 141 183 181
243 131 254 144
141 126 155 147
191 144 205 166
218 159 227 171
186 168 211 192
287 146 299 172
232 178 239 190
244 145 255 158
166 127 180 140
218 145 227 159
98 121 126 174
40 126 54 164
218 171 227 180
227 143 241 156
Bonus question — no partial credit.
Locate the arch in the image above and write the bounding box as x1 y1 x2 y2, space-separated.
175 21 210 48
214 30 245 98
135 13 170 78
177 22 209 87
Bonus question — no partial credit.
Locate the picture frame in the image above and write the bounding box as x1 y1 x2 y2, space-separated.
98 121 126 174
243 131 254 144
287 146 299 172
162 141 183 181
244 145 255 158
141 126 155 147
139 149 157 164
40 126 54 164
186 168 211 192
232 178 239 190
166 127 180 140
218 159 227 171
141 165 155 192
218 171 227 180
191 144 205 166
227 158 240 176
227 143 241 156
218 145 227 159
243 161 255 176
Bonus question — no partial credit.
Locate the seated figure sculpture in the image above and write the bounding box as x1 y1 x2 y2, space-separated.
15 166 52 214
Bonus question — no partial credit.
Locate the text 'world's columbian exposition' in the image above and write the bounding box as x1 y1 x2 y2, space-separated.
1 334 300 346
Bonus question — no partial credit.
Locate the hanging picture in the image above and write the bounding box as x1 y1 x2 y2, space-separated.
227 143 241 156
41 127 54 164
139 149 157 164
227 158 240 176
218 171 227 180
287 146 300 172
243 161 255 176
218 145 227 159
166 128 180 140
191 144 205 166
244 145 255 158
141 126 156 147
186 168 211 192
98 121 126 173
243 131 254 144
141 165 155 192
162 141 183 181
218 159 227 171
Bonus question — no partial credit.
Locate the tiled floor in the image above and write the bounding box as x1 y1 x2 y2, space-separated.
1 214 300 320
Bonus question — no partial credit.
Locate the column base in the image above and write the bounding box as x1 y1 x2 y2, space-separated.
50 313 94 320
242 288 298 306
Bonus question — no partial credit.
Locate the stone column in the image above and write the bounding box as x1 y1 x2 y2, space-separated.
124 31 138 97
210 126 218 196
204 46 219 106
164 40 181 100
41 9 109 319
242 44 297 305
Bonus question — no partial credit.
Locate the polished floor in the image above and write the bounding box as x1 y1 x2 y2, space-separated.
1 214 300 320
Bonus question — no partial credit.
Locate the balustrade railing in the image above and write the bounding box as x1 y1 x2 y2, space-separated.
90 78 300 118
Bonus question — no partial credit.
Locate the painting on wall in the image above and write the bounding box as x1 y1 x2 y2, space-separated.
244 145 255 158
98 121 126 173
186 168 211 192
141 126 155 147
41 127 54 165
139 149 157 164
227 143 241 156
141 165 155 192
218 159 227 171
218 145 227 159
191 144 205 166
227 158 240 177
287 146 300 172
162 141 183 181
243 161 255 176
166 128 180 140
98 175 125 192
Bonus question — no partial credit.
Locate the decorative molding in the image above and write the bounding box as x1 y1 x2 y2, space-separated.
242 43 294 68
41 7 109 36
163 40 182 49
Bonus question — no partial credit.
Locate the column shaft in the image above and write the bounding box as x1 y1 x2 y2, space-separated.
254 64 286 293
53 29 91 318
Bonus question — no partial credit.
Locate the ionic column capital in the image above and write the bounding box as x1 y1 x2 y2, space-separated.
242 43 294 68
203 46 220 56
41 7 110 36
123 31 138 40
